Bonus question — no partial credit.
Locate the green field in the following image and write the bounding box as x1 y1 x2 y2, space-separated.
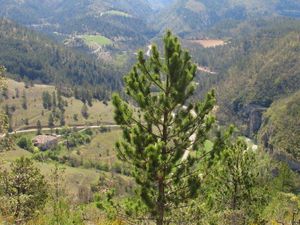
82 35 112 46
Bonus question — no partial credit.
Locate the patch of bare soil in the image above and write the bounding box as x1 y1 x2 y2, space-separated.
189 39 225 48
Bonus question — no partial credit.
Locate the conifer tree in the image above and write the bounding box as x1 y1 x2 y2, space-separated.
22 90 27 110
113 31 228 224
0 157 48 222
60 112 65 126
15 88 20 98
52 91 57 108
0 66 13 151
203 139 266 225
0 66 6 90
4 104 13 133
42 91 52 110
48 114 55 128
36 120 42 135
81 104 89 119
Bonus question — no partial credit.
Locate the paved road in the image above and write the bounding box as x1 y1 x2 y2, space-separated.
0 124 121 138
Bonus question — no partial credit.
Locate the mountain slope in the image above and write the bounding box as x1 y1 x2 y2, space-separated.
0 0 155 47
217 32 300 110
0 19 121 99
186 19 300 163
258 91 300 160
155 0 300 36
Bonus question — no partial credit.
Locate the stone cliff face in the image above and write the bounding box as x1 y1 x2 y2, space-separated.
248 107 265 137
236 104 266 138
259 112 300 173
273 152 300 172
232 103 300 172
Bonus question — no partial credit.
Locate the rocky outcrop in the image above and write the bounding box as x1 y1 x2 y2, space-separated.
236 104 267 138
273 152 300 172
248 108 265 137
260 127 300 172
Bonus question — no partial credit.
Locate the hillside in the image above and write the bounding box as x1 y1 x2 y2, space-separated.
0 0 155 49
0 79 116 131
155 0 300 36
0 129 133 200
0 19 121 100
216 31 300 132
258 91 300 161
184 19 300 163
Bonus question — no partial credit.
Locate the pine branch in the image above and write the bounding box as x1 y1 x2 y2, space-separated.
129 116 161 139
167 163 211 185
140 62 165 92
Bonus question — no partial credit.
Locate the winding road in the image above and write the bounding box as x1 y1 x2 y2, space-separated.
0 124 121 138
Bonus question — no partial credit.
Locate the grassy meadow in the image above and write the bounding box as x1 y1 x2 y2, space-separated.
82 35 113 46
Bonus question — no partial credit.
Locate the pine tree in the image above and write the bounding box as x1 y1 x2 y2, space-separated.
60 112 65 126
48 114 55 128
52 91 57 108
4 104 13 132
36 120 42 135
81 104 89 119
22 90 27 110
57 91 65 112
0 157 48 222
113 31 227 224
42 91 52 110
0 65 6 90
0 66 13 151
15 88 20 98
204 139 264 225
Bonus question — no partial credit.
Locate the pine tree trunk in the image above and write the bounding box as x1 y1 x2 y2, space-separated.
157 179 165 225
232 181 238 225
157 105 169 225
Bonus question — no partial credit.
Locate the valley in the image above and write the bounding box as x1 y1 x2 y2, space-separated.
0 0 299 224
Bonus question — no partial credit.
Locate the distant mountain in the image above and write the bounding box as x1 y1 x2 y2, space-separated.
155 0 300 36
0 0 155 47
0 19 121 100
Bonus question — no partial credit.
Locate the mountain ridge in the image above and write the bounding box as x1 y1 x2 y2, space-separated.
154 0 300 36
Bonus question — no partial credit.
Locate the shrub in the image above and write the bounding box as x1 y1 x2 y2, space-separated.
17 136 34 152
